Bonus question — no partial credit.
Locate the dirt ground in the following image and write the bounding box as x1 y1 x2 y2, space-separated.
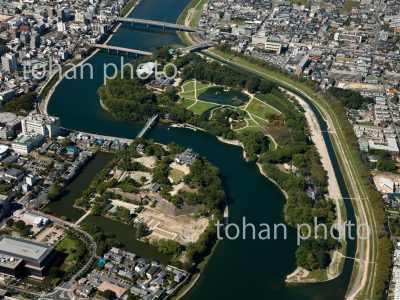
129 171 152 184
134 156 157 169
139 207 209 244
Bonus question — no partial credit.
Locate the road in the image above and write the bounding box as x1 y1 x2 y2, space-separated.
30 210 98 299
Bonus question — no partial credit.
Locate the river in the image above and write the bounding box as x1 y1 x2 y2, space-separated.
47 0 355 299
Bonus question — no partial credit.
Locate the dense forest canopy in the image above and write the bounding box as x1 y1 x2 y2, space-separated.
328 87 373 109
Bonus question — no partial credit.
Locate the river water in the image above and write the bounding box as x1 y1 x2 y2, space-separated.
48 0 355 299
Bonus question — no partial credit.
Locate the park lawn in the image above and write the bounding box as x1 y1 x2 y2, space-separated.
180 90 196 99
252 116 268 126
246 118 259 127
55 235 80 272
170 169 185 183
240 126 263 133
232 121 247 130
253 97 281 114
182 80 195 92
180 98 196 108
246 99 278 119
196 81 209 91
189 101 219 115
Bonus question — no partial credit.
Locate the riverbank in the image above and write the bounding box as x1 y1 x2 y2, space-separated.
45 0 360 298
203 47 373 299
40 0 141 115
178 0 347 284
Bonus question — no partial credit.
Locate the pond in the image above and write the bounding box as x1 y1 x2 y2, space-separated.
198 87 249 106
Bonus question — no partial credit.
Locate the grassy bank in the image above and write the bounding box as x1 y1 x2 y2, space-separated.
121 0 138 17
202 48 389 299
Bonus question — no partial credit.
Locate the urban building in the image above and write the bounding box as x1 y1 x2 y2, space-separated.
21 113 61 137
265 41 283 54
0 236 56 278
1 53 17 73
11 133 45 155
0 90 15 105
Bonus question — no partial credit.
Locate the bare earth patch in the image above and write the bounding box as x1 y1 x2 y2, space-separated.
140 207 209 244
134 156 157 169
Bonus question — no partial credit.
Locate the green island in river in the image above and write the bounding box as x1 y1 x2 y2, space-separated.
99 46 346 285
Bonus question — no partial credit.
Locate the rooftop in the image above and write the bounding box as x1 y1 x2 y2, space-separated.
13 134 42 145
0 235 53 263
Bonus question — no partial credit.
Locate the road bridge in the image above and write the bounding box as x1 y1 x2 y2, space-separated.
114 17 203 32
137 114 159 138
91 44 152 56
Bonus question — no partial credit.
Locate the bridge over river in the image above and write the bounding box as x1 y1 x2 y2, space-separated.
113 16 203 32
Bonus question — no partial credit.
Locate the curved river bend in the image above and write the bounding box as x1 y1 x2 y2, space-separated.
48 0 356 299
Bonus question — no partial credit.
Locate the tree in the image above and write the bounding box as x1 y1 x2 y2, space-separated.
5 218 14 227
328 87 373 109
0 92 36 115
292 153 308 169
295 242 330 270
48 185 62 201
14 220 27 231
115 206 131 223
61 138 72 147
135 222 149 239
157 239 183 255
391 95 399 104
259 79 277 94
245 78 260 93
376 155 396 172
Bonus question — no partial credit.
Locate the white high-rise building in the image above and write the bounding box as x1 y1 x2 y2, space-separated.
21 113 61 138
57 21 66 32
1 53 17 73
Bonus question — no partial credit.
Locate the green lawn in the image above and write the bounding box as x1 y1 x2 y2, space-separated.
246 98 279 119
246 118 260 127
195 81 209 91
121 0 137 16
189 102 219 115
180 98 196 108
182 80 195 92
232 122 247 130
170 169 185 183
342 0 359 12
253 116 268 126
240 126 263 133
55 235 81 272
180 91 196 99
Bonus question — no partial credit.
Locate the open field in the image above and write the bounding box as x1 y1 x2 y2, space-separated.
140 207 209 244
181 98 196 108
55 235 81 273
179 79 283 134
188 101 219 115
169 168 185 183
246 98 280 118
